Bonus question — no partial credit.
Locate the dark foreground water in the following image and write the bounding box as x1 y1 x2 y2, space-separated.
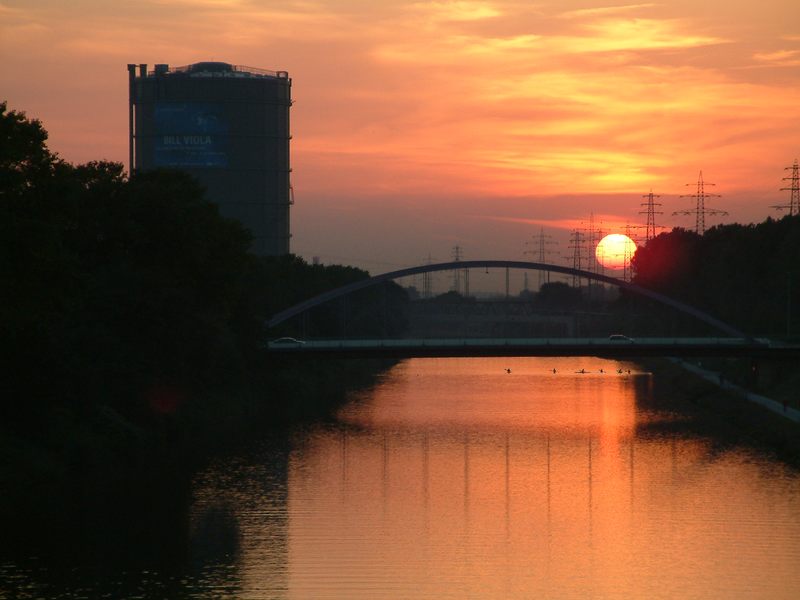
3 357 800 599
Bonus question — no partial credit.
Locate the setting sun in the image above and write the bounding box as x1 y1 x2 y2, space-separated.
595 233 637 271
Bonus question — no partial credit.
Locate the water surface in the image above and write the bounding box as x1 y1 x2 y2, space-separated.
4 357 800 599
193 357 800 599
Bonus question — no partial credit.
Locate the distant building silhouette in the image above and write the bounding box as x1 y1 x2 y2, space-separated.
127 62 292 255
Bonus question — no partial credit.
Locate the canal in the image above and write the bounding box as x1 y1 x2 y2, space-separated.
4 357 800 598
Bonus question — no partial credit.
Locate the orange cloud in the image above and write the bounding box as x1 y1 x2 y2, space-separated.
474 214 645 234
556 4 658 20
407 1 502 22
753 49 800 66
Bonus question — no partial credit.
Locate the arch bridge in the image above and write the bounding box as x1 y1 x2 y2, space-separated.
268 260 741 334
262 260 796 358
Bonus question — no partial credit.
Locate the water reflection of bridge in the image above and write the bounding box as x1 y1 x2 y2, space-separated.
297 420 716 583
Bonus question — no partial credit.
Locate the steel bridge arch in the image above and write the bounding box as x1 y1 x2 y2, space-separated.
266 260 748 338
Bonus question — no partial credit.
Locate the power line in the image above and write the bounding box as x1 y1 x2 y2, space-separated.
672 171 727 234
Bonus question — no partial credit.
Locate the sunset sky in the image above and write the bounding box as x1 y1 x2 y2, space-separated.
2 0 799 286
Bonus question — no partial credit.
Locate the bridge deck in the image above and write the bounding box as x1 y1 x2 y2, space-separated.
265 337 797 359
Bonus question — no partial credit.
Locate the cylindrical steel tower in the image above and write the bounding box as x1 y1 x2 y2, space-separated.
128 61 292 255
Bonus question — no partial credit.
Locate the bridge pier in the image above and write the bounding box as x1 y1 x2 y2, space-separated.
381 282 388 338
339 296 348 339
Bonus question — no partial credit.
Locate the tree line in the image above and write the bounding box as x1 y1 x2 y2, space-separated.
631 218 800 336
0 101 407 473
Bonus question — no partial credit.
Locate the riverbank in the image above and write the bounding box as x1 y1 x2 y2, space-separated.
672 358 800 422
641 357 800 464
0 356 394 551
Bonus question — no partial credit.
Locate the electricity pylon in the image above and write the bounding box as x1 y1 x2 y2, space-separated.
422 253 433 298
640 190 663 242
773 159 800 216
568 229 587 288
673 171 727 234
623 224 645 282
585 213 605 277
524 227 558 288
451 246 463 294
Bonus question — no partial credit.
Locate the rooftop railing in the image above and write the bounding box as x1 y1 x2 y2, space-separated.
147 63 288 79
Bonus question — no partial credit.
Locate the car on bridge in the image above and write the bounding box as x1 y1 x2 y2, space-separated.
608 334 635 343
268 337 306 347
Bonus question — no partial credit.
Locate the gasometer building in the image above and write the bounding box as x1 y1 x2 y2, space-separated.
127 62 292 255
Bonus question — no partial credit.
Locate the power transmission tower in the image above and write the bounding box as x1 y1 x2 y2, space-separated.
451 246 463 294
422 253 433 298
640 190 663 242
773 159 800 216
622 224 644 282
673 171 727 234
568 229 587 288
584 214 605 304
585 213 605 276
524 227 558 288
